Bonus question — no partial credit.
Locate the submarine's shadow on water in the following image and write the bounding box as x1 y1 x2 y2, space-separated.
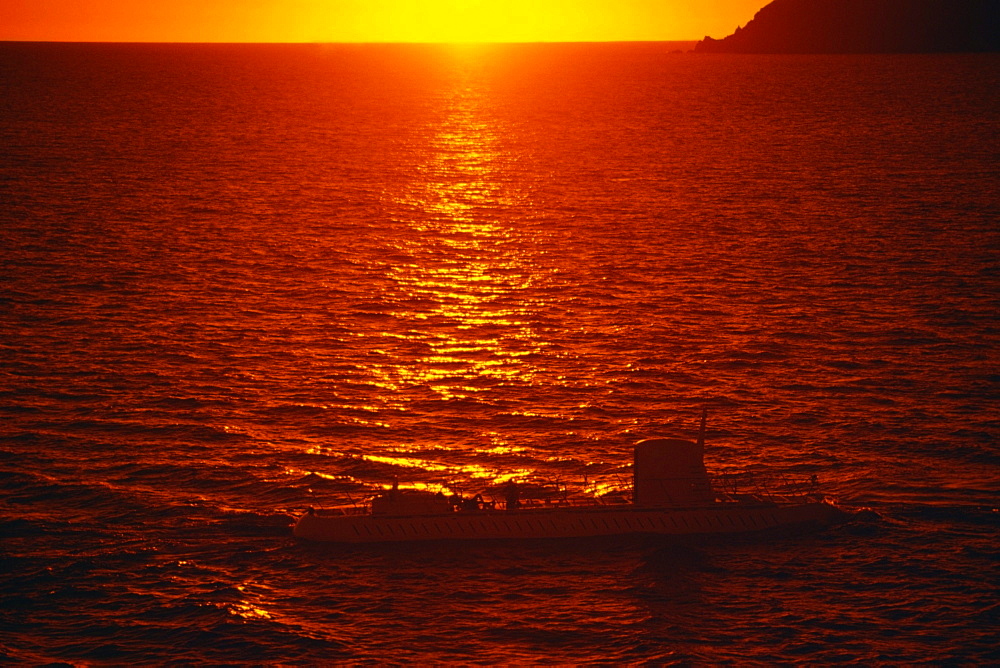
291 532 724 603
275 515 903 662
287 534 720 660
289 530 816 608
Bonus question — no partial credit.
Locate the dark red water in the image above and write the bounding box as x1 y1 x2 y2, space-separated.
1 43 998 663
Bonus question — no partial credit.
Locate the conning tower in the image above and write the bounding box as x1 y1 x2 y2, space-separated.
633 412 714 507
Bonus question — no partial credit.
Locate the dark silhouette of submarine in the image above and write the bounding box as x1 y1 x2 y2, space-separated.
696 0 1000 53
295 413 849 544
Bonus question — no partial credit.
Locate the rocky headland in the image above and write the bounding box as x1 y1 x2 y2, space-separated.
696 0 1000 53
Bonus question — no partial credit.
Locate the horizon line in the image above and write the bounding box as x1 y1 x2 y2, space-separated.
0 38 702 46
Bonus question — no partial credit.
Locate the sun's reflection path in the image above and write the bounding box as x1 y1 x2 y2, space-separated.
378 58 549 405
329 52 567 491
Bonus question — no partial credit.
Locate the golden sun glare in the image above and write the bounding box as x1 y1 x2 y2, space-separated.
330 0 625 44
0 0 768 43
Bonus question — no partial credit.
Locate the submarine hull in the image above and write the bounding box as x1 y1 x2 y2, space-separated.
293 500 847 544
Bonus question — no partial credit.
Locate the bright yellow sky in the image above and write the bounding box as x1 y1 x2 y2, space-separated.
1 0 766 43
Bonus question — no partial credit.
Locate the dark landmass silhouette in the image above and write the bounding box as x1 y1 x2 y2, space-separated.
696 0 1000 53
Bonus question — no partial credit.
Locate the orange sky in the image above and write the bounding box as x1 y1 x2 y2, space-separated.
1 0 766 43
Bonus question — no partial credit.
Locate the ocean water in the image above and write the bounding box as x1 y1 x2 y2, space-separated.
1 42 998 664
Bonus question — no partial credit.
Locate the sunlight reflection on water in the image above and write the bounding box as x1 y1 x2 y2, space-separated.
379 61 551 410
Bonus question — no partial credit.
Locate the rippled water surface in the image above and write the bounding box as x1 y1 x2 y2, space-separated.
1 43 998 664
